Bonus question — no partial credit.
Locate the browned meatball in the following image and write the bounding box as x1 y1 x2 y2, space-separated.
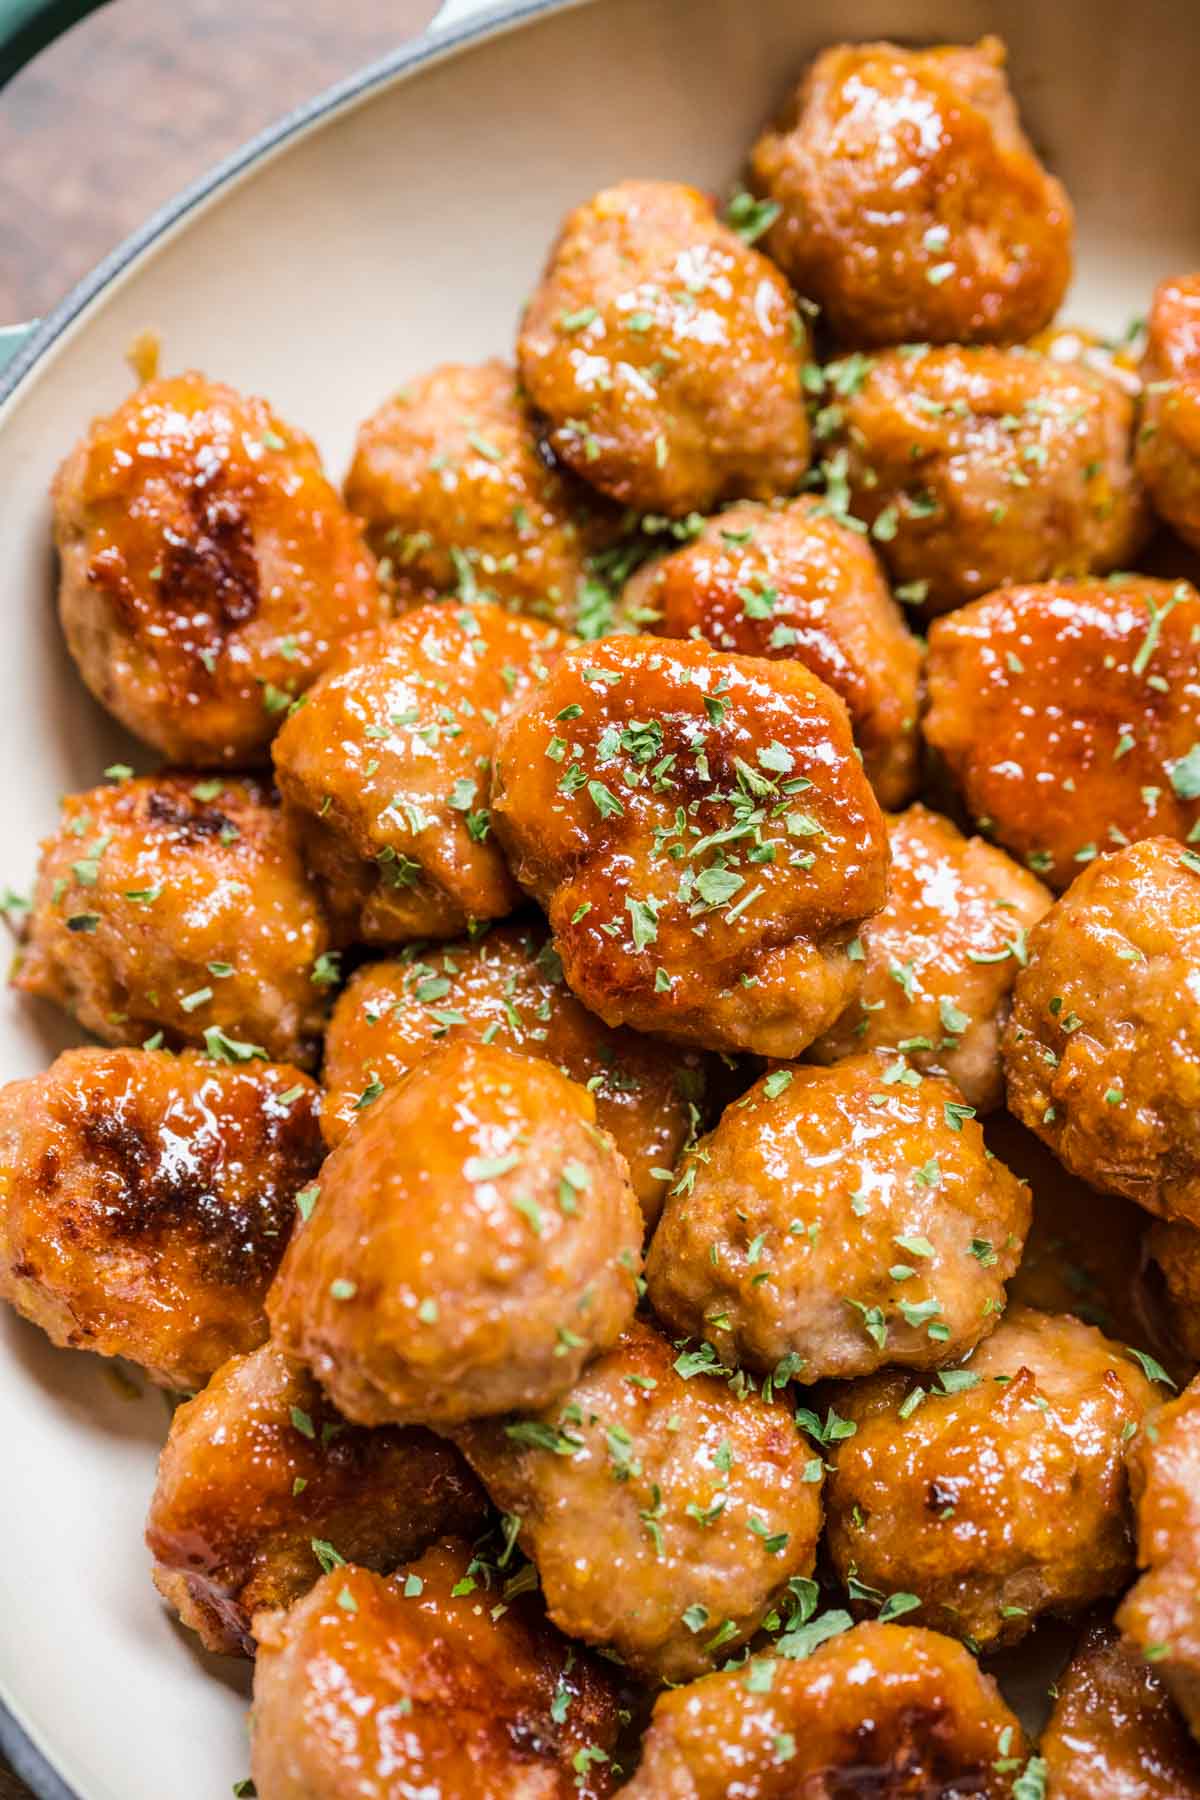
0 1048 319 1389
824 1306 1161 1649
145 1341 486 1655
646 1053 1028 1385
748 36 1072 348
491 634 889 1056
271 599 567 944
1003 839 1200 1224
320 922 708 1227
809 805 1052 1110
453 1319 823 1685
250 1543 624 1800
52 372 384 766
269 1042 642 1427
1040 1620 1200 1800
620 1621 1027 1799
926 580 1200 888
628 497 921 806
1138 276 1200 552
823 347 1147 616
13 772 329 1067
517 180 810 517
1118 1375 1200 1740
1147 1219 1200 1362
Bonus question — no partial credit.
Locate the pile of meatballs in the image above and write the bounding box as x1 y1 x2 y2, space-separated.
7 31 1200 1799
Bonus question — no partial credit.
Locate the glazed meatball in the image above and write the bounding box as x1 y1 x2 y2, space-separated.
823 346 1147 616
0 1048 320 1389
809 804 1052 1110
620 1621 1027 1799
747 35 1072 348
250 1542 624 1800
1003 838 1200 1223
517 179 810 517
1118 1375 1200 1740
926 580 1200 887
1147 1219 1200 1361
453 1319 823 1685
645 1053 1028 1385
628 497 921 807
491 634 889 1056
52 372 383 766
1040 1620 1200 1800
824 1306 1160 1649
146 1341 486 1655
1137 275 1200 551
320 922 708 1226
271 599 566 944
269 1042 642 1427
13 772 329 1067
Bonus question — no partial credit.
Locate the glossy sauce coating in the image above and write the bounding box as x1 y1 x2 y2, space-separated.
52 373 384 765
0 1048 320 1389
271 599 567 944
1138 275 1200 551
268 1041 642 1427
250 1543 624 1800
491 634 889 1056
748 36 1072 347
631 496 922 807
810 804 1052 1110
517 180 810 516
454 1318 823 1684
1040 1620 1200 1799
1147 1218 1200 1362
13 772 330 1067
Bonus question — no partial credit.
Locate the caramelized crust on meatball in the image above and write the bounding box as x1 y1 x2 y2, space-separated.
491 635 889 1056
1138 275 1200 551
1118 1376 1200 1739
269 1042 642 1427
13 772 329 1067
52 373 383 766
1041 1620 1200 1799
453 1319 823 1684
1003 839 1200 1223
620 1621 1026 1799
250 1543 624 1800
320 922 707 1226
809 805 1052 1110
0 1048 320 1389
646 1053 1028 1384
926 581 1200 887
1147 1219 1200 1361
271 600 566 944
517 180 810 517
748 36 1072 348
825 1306 1160 1648
146 1342 486 1656
630 497 922 806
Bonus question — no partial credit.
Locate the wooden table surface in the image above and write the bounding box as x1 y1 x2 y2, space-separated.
0 6 437 1790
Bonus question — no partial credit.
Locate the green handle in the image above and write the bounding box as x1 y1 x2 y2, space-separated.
0 0 111 89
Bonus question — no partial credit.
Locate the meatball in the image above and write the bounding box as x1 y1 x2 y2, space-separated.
823 346 1147 616
824 1306 1160 1649
13 772 329 1067
1003 838 1200 1223
146 1341 486 1656
517 179 810 517
747 35 1072 348
809 804 1052 1110
926 580 1200 887
645 1053 1028 1385
1118 1375 1200 1739
271 599 566 945
250 1542 624 1800
452 1319 823 1685
1137 275 1200 551
620 1621 1027 1799
1147 1219 1200 1361
320 922 708 1226
0 1048 320 1389
491 634 889 1056
628 497 921 807
269 1041 642 1427
1040 1620 1200 1800
52 372 383 766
